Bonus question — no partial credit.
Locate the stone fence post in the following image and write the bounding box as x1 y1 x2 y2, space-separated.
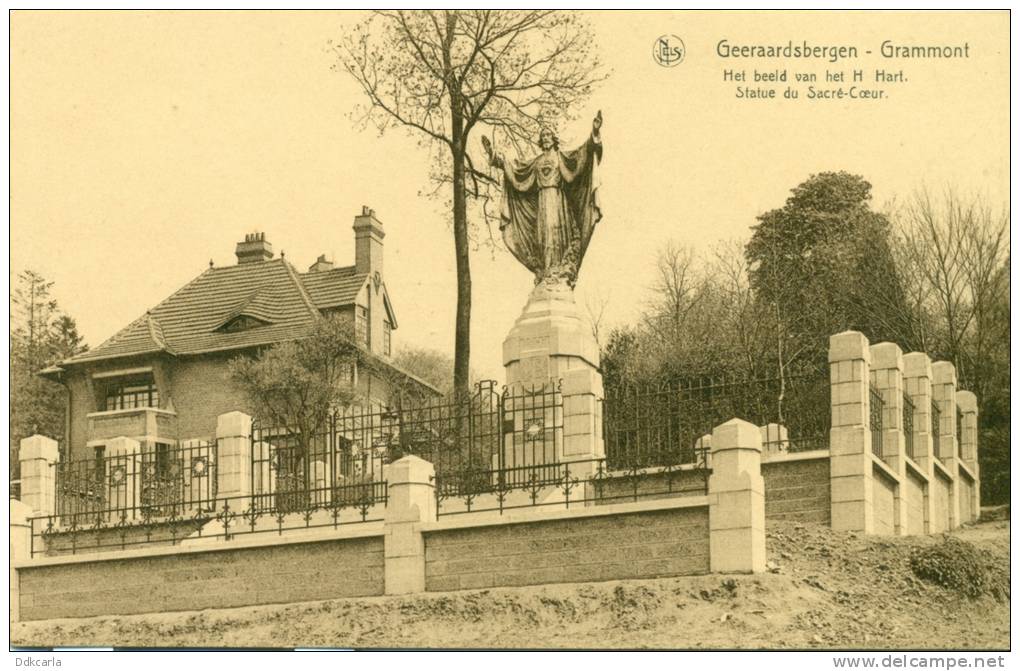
956 390 980 519
902 353 936 533
216 411 253 502
932 362 960 528
870 342 907 535
829 331 873 533
708 418 765 573
10 499 33 623
383 455 435 594
19 435 59 518
105 436 141 516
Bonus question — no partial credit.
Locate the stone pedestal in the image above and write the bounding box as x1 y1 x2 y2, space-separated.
10 499 33 623
932 361 960 529
828 331 874 534
903 352 937 534
19 435 59 518
709 418 766 573
956 390 980 521
503 281 604 469
383 455 435 595
105 436 141 519
215 411 253 502
870 342 907 535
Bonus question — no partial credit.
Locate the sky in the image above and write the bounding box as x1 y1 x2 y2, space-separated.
10 10 1010 381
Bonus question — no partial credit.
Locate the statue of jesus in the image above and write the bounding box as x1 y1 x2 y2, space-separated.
483 111 603 287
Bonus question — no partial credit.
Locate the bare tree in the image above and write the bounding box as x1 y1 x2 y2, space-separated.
897 188 1009 394
336 10 604 398
582 286 611 351
645 241 701 342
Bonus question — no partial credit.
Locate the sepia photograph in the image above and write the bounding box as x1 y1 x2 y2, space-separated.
7 7 1011 656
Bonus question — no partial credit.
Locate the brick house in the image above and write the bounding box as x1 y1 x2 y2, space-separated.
41 207 439 463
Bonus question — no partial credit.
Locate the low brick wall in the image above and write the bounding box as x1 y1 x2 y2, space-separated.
594 469 708 505
904 464 926 536
872 465 897 535
18 534 384 621
423 503 709 592
762 454 831 524
39 518 208 557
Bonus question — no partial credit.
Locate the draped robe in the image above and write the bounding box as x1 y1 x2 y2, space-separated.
498 134 603 286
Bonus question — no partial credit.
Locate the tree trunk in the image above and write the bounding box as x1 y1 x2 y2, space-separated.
451 136 472 401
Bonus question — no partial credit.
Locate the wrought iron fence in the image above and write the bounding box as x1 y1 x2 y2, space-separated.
603 370 831 470
251 418 388 515
931 400 943 464
55 441 217 520
902 392 916 461
433 456 709 517
31 484 387 558
869 385 885 460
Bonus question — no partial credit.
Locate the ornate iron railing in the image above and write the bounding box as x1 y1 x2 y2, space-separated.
55 441 217 521
869 385 885 459
603 370 831 470
902 392 916 461
434 456 709 517
31 484 386 558
251 417 389 515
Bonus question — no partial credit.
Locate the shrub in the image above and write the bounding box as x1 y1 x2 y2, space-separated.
910 537 1009 601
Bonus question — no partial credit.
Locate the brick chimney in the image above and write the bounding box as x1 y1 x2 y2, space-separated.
235 232 274 264
308 254 334 273
353 206 384 276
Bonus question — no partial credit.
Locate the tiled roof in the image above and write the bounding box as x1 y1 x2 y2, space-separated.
63 259 370 365
299 266 367 308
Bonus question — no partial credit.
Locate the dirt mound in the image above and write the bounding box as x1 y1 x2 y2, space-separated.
13 518 1010 650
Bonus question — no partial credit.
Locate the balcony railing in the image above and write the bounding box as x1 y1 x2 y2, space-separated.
87 407 178 444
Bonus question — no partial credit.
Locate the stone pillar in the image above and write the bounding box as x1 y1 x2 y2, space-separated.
311 460 331 507
870 342 907 535
10 499 33 623
828 331 873 533
903 352 936 533
931 362 960 528
105 436 140 519
503 280 604 467
383 455 435 595
956 390 980 521
19 435 59 518
708 418 765 573
216 411 253 503
561 368 604 477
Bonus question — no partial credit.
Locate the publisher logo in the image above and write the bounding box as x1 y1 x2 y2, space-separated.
653 35 686 67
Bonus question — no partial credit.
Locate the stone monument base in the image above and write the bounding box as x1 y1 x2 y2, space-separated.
503 280 605 466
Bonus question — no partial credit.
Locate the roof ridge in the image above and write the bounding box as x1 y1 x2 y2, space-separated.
282 259 323 320
146 313 175 355
299 264 357 276
75 266 216 362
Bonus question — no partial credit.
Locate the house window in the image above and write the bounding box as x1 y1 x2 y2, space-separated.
94 446 106 478
383 320 392 357
355 305 369 346
105 377 159 411
219 315 266 333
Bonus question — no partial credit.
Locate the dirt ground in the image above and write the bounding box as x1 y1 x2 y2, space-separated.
12 512 1010 650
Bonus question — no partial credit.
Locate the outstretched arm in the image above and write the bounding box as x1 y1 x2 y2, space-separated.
482 136 504 169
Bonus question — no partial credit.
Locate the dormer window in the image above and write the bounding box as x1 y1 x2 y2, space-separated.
217 314 270 333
